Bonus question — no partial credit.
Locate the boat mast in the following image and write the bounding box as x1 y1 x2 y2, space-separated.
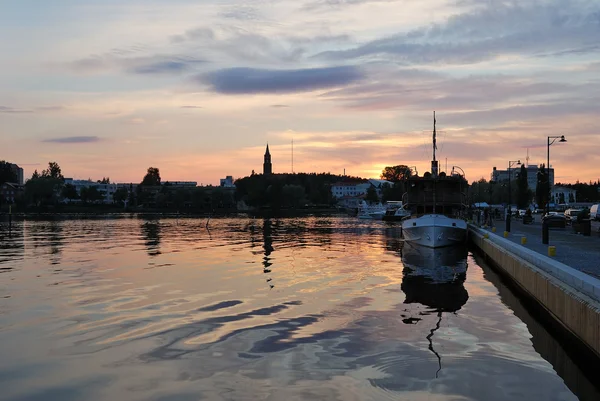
432 111 438 214
431 111 438 178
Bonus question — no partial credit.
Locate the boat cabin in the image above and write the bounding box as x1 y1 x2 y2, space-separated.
403 172 467 218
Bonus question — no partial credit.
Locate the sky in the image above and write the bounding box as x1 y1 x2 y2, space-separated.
1 0 599 185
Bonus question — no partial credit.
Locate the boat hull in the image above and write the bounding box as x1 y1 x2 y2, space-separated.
382 213 409 222
401 214 467 248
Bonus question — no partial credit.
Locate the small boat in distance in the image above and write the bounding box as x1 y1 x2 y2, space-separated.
382 201 410 221
401 112 468 248
358 200 410 220
357 201 386 219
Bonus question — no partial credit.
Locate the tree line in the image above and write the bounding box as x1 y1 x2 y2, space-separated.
7 160 597 212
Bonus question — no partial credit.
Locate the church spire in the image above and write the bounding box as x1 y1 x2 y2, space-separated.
263 143 272 175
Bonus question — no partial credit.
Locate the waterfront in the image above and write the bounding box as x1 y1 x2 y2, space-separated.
0 216 598 401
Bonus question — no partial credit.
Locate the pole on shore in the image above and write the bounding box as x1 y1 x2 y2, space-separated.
8 205 12 236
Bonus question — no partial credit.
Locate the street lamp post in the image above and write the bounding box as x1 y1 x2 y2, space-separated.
543 135 567 244
546 135 567 216
506 160 521 233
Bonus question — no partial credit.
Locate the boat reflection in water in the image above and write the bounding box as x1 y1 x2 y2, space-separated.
400 242 469 377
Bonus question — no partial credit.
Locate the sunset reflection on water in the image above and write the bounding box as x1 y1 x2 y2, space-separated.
0 216 597 401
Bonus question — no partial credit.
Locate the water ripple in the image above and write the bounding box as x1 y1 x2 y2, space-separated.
0 216 596 401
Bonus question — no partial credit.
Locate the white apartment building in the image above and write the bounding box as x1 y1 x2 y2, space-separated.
552 186 577 205
64 179 118 203
220 176 235 188
491 165 554 192
331 179 393 200
331 182 369 199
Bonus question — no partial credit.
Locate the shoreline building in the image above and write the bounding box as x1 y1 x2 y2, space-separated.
491 165 554 193
161 181 197 188
1 182 23 204
220 176 235 188
552 186 577 205
263 144 272 176
9 163 24 185
331 179 393 208
64 178 118 204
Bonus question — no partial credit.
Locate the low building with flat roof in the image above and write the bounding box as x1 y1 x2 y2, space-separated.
64 178 118 203
491 165 554 192
220 176 235 188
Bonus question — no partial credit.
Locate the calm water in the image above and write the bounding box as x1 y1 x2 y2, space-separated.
0 216 598 401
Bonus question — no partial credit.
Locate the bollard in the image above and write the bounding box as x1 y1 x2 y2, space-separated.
503 231 509 238
8 205 12 234
548 246 556 257
492 227 497 233
542 219 549 245
521 236 527 245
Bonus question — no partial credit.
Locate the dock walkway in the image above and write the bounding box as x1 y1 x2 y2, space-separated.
481 219 600 280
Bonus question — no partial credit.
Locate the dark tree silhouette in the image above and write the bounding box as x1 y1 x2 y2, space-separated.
365 186 379 203
516 164 530 209
380 165 412 183
141 167 161 186
80 186 104 203
61 184 79 200
41 162 64 181
536 164 550 209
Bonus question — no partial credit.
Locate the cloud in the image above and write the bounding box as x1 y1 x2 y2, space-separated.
318 68 600 116
270 104 290 108
169 28 215 44
303 0 398 12
180 105 203 109
42 136 102 144
0 106 32 113
69 56 108 73
315 1 600 65
220 5 261 21
585 61 600 71
36 106 65 111
69 55 207 75
441 100 600 127
198 66 365 94
129 61 189 75
166 26 353 64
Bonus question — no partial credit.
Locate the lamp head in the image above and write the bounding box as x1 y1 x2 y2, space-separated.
559 135 567 142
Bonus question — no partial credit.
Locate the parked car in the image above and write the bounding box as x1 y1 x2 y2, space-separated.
591 204 599 221
522 213 534 224
564 208 583 224
542 213 566 228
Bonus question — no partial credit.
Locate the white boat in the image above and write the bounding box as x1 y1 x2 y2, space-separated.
357 201 385 219
401 112 468 248
382 201 410 221
402 214 467 248
368 210 386 220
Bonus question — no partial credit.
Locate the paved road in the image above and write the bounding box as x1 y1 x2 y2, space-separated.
481 218 600 279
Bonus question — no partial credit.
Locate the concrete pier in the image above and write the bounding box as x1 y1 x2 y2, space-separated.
469 224 600 359
491 219 600 279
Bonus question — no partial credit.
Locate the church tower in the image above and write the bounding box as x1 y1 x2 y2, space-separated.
263 144 272 176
